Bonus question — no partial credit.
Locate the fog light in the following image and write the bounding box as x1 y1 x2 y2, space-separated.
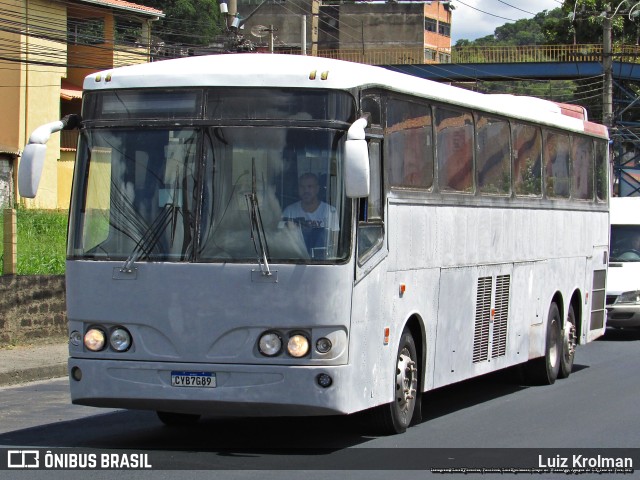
316 337 332 354
287 334 310 358
110 327 132 352
317 373 332 388
71 366 82 381
70 330 82 347
258 331 283 356
84 328 106 352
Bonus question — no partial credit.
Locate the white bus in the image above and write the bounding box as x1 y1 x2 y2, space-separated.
20 54 609 434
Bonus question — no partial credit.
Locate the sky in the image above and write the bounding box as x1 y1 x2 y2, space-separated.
450 0 564 42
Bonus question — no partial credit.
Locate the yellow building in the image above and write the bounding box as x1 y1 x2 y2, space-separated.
0 0 163 209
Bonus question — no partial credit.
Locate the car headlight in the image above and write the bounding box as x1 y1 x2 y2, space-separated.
84 328 106 352
258 331 283 356
110 327 132 352
615 290 640 304
287 334 310 358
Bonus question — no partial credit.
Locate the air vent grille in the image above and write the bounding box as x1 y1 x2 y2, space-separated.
473 276 492 363
491 274 510 358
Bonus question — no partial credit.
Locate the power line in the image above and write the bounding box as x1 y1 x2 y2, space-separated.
494 0 536 16
454 0 518 22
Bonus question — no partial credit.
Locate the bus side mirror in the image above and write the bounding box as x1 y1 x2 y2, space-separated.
344 118 370 198
18 115 81 198
18 144 48 198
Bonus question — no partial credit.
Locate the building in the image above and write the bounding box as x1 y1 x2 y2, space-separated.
236 0 453 64
0 0 163 209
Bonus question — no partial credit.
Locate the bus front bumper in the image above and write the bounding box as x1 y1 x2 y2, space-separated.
68 358 352 417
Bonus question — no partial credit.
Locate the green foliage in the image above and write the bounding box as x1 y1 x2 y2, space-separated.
141 0 224 46
454 2 640 46
455 8 570 46
0 209 67 275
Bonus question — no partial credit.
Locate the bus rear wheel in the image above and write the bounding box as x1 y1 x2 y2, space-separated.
371 328 420 435
559 305 577 379
156 411 201 427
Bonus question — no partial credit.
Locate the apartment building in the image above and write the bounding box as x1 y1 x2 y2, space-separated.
0 0 163 209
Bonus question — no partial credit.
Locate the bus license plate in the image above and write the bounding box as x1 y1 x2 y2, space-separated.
171 371 216 388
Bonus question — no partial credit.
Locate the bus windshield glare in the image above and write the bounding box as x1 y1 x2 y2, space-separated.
68 89 355 264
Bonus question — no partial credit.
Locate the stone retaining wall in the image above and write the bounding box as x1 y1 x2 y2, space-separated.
0 275 67 347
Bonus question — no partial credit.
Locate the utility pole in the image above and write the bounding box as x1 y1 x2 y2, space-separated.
311 0 319 56
603 7 613 128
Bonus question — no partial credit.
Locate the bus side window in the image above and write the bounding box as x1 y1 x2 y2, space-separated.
513 123 542 197
436 107 474 193
386 98 433 190
571 136 594 200
476 114 510 195
594 140 609 202
544 131 570 199
358 139 384 264
361 96 381 127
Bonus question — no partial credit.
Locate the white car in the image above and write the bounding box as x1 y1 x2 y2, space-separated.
607 196 640 328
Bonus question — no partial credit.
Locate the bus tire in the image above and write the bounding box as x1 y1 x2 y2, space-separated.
559 305 577 379
371 328 419 435
156 411 201 427
522 302 562 385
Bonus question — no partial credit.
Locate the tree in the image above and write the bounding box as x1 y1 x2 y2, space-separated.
141 0 224 46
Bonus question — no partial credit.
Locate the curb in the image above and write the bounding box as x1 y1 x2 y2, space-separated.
0 363 67 387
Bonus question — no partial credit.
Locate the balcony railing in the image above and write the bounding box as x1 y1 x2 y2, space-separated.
278 44 640 66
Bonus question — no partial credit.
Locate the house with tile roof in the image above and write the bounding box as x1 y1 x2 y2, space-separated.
0 0 163 209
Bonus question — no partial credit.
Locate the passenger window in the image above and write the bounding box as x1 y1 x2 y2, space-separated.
513 124 542 197
544 131 570 198
571 136 594 200
595 140 609 202
436 107 473 193
476 115 510 195
386 98 434 189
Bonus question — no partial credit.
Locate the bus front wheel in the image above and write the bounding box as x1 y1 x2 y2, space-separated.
371 327 420 435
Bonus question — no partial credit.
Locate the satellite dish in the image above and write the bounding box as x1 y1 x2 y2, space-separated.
251 25 269 38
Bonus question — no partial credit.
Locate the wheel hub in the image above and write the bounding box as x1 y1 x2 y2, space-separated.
396 348 417 411
564 321 577 357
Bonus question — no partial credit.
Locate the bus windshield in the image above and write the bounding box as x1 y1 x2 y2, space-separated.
610 225 640 262
68 125 352 264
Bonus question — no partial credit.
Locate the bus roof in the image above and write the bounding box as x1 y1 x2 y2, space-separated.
84 54 607 138
610 197 640 225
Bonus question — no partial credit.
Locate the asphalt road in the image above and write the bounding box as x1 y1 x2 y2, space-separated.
1 328 639 479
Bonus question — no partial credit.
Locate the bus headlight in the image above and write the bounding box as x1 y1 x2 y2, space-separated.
110 327 132 352
287 334 310 358
616 290 640 304
84 328 106 352
258 331 283 356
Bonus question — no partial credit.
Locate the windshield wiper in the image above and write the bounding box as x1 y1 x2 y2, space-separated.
245 159 271 276
120 172 184 272
120 205 174 272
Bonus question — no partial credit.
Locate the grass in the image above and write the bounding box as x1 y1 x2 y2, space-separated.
1 208 68 275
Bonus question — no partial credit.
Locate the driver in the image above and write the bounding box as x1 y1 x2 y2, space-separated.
282 173 339 254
